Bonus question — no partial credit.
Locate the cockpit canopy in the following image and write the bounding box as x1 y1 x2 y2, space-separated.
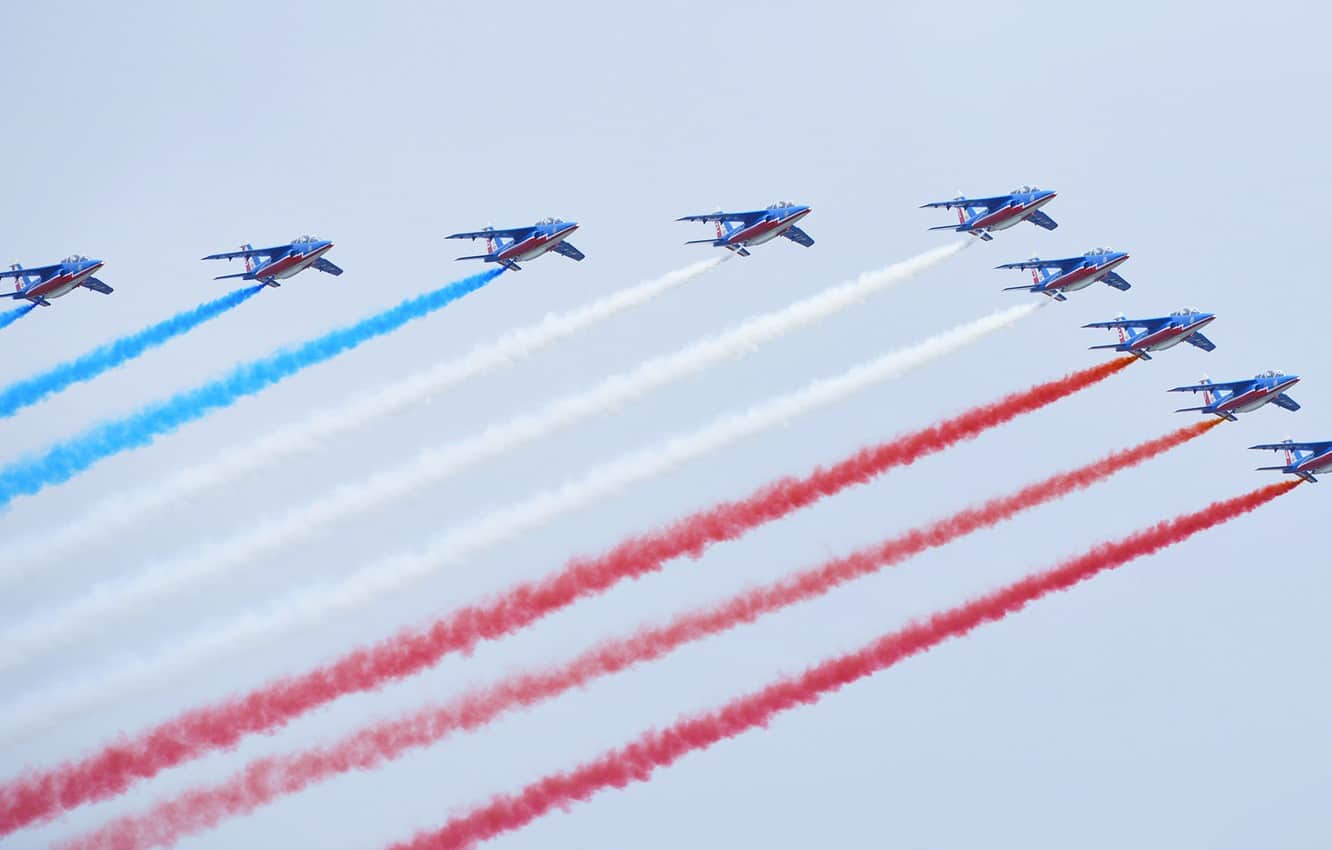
535 216 563 226
61 254 89 264
1258 370 1286 378
1010 184 1041 194
1171 307 1197 317
291 235 321 244
1085 246 1116 255
767 200 797 209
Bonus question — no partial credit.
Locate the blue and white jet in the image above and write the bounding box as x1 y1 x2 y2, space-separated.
0 255 112 306
997 247 1131 301
202 236 342 287
921 186 1058 241
1084 308 1217 360
447 218 583 272
1170 370 1301 422
1250 439 1332 484
677 201 814 257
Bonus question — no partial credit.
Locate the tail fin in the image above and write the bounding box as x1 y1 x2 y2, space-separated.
241 244 255 275
1114 313 1128 344
1199 374 1214 407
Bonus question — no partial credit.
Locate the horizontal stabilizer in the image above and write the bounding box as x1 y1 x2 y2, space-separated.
927 223 963 232
684 238 725 246
454 254 494 261
1185 332 1216 352
1102 270 1131 291
213 272 252 281
82 277 114 295
1002 284 1038 293
1255 465 1291 471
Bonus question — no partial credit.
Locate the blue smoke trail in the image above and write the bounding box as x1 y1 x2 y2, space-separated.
0 286 264 419
0 268 502 508
0 303 36 331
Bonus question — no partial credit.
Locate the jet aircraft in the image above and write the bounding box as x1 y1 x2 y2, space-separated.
1085 308 1216 360
0 255 112 306
1250 439 1332 483
676 201 814 257
921 186 1058 241
202 236 342 287
446 218 583 272
997 248 1131 300
1170 371 1301 421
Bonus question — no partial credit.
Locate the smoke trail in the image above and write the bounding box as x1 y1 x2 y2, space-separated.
0 303 1033 738
0 286 264 419
0 303 36 331
0 350 1127 834
0 248 972 672
47 422 1218 850
0 269 502 509
0 259 721 578
8 243 961 570
374 481 1296 850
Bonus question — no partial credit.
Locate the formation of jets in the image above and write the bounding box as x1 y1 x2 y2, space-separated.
7 187 1321 480
923 185 1320 479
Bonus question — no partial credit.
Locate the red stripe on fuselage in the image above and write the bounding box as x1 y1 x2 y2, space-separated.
1215 378 1298 412
727 209 810 246
968 193 1055 232
27 262 103 297
1134 316 1214 351
497 225 577 261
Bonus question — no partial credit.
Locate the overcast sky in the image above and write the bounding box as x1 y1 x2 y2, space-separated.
3 1 1331 848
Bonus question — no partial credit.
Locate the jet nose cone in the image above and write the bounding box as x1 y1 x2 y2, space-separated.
1043 190 1058 201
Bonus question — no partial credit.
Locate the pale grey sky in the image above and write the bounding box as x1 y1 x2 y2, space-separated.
3 2 1330 848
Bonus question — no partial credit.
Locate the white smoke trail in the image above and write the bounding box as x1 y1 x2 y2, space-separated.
0 259 721 580
0 299 1036 741
0 244 966 672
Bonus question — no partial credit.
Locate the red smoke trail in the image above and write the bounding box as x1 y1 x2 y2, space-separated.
0 358 1132 836
57 419 1213 850
381 480 1295 850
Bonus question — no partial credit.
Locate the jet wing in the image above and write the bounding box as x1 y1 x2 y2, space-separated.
677 210 767 225
1026 210 1059 231
551 241 585 261
1250 441 1332 453
446 227 535 241
1169 380 1252 394
1183 332 1215 352
996 256 1083 272
1271 393 1301 412
920 195 1010 210
312 257 344 276
780 226 815 247
82 277 114 294
0 263 61 279
201 245 291 261
1102 270 1131 290
1082 317 1158 330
